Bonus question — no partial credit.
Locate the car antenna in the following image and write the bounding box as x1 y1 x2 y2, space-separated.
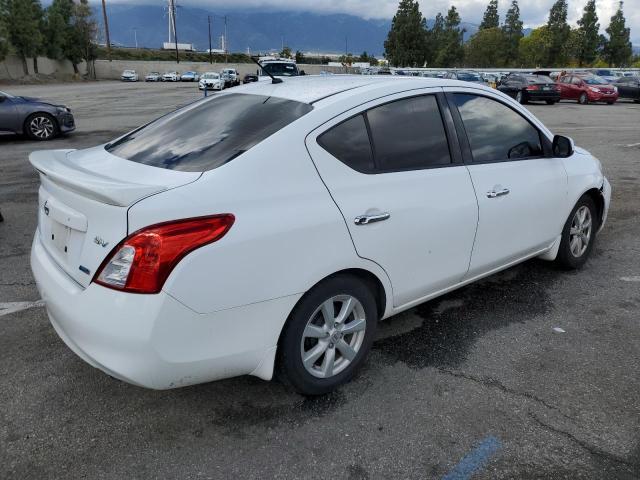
249 55 283 84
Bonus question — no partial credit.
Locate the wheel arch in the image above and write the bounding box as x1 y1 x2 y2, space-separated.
582 187 605 229
22 111 59 135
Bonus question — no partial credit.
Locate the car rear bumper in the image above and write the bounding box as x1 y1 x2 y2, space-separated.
31 233 300 389
527 91 561 101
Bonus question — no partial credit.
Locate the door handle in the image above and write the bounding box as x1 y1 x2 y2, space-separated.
354 212 390 225
486 188 510 198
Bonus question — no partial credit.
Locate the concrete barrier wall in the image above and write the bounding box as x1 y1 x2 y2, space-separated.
0 55 87 81
94 59 356 80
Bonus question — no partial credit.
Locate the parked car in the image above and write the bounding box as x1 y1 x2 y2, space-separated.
29 76 610 395
615 76 640 102
162 71 180 82
498 74 560 104
198 72 224 91
556 74 618 104
145 72 161 82
0 90 75 140
221 68 240 88
444 70 485 84
243 73 259 84
180 71 200 82
588 69 618 83
480 72 499 88
120 70 139 82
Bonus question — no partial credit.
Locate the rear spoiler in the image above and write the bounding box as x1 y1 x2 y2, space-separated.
29 149 168 207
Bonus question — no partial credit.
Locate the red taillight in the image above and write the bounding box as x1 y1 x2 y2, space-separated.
94 214 235 294
526 85 539 91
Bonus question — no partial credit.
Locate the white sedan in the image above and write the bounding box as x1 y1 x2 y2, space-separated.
162 71 179 82
198 72 224 91
30 76 610 395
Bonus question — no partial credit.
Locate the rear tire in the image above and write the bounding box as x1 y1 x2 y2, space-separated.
546 100 555 105
516 91 526 104
578 93 588 105
24 113 58 141
277 275 378 395
555 195 597 269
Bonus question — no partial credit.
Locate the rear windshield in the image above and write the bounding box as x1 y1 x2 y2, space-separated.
105 93 312 172
457 72 481 81
525 75 553 83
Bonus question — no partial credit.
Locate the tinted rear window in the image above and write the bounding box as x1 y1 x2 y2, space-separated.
106 93 312 172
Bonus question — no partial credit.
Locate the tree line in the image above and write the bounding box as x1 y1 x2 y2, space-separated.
384 0 636 68
0 0 96 76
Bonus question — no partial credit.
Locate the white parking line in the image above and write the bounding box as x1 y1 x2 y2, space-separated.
0 300 45 317
620 276 640 282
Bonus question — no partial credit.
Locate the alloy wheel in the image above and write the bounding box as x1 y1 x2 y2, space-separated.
300 295 367 379
569 205 592 258
29 115 55 140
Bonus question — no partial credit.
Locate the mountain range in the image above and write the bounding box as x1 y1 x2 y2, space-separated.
92 4 485 55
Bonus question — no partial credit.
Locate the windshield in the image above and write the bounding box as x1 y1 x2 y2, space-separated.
124 70 135 74
583 76 607 85
596 70 613 76
149 72 159 75
457 72 481 81
203 73 219 79
262 63 299 77
106 93 313 172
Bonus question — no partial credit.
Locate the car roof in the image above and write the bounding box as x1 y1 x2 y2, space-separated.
233 75 475 104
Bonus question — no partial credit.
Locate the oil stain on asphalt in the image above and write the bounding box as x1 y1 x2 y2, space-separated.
373 260 557 370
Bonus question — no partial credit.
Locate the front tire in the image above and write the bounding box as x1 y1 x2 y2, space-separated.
556 195 597 269
516 91 526 104
277 275 378 395
25 113 58 141
578 93 588 104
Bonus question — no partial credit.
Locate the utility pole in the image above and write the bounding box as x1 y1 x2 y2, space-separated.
101 0 111 61
208 15 213 64
224 15 228 63
169 0 179 63
134 28 138 49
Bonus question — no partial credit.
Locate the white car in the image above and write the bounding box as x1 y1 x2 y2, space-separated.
198 72 224 91
162 71 179 82
221 68 239 87
120 70 138 82
145 72 161 82
30 76 610 395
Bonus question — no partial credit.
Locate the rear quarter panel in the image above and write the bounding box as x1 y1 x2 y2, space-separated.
127 114 393 316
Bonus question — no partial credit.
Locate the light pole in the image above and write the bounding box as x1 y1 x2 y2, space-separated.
208 15 213 64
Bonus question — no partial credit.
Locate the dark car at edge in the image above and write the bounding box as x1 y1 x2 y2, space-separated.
498 74 560 104
0 90 75 141
615 76 640 103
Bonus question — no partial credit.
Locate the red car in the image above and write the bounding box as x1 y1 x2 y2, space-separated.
556 74 618 104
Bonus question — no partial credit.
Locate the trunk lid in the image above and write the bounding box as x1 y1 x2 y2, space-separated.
30 147 201 287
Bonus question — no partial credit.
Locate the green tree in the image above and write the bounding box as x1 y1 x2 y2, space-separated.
465 27 506 67
280 45 292 58
576 0 600 66
434 6 464 67
425 12 445 66
0 8 9 62
546 0 570 66
43 0 73 61
518 26 549 67
1 0 44 76
68 0 96 76
502 0 523 66
603 1 632 67
384 0 428 67
295 50 305 63
479 0 499 30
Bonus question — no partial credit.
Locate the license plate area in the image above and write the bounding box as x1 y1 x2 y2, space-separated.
51 220 72 255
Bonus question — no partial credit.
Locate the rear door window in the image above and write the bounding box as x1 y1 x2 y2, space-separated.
317 114 374 173
106 93 312 172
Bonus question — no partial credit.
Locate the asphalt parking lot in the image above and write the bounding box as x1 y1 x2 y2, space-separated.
1 80 639 479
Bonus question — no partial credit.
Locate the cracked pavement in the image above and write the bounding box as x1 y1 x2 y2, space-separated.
1 81 639 479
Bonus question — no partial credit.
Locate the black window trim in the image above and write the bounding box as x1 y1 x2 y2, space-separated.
445 91 553 165
317 91 462 175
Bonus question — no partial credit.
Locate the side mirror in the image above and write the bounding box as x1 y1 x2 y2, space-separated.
299 70 306 76
552 135 574 158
